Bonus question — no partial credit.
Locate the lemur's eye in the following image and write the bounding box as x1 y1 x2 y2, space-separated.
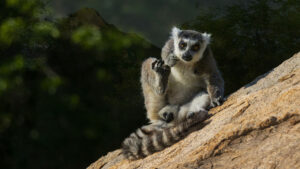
179 41 187 49
192 44 200 51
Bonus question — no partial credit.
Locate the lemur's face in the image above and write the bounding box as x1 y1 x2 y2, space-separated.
172 27 211 64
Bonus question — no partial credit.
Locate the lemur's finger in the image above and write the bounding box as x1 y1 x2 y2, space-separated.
152 59 158 69
157 60 164 67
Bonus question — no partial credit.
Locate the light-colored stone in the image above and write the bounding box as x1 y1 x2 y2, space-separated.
88 52 300 169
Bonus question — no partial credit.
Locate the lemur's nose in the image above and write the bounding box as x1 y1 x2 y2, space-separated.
182 52 192 61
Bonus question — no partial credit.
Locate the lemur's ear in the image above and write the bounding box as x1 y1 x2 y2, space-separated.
202 32 211 44
171 27 181 38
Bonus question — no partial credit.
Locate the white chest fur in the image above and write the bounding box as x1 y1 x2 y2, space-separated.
167 63 203 105
170 64 197 85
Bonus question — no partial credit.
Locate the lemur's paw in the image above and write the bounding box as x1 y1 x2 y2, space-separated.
210 89 224 107
151 59 170 76
210 96 223 107
158 105 179 123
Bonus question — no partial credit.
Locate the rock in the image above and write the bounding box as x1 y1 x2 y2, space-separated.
87 52 300 169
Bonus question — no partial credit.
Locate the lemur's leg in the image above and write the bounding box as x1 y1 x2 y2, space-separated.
141 57 171 123
177 91 210 122
157 92 210 126
187 91 210 119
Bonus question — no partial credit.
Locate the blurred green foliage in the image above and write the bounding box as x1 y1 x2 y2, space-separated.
0 0 159 169
183 0 300 93
71 25 101 49
0 0 299 169
0 18 25 46
33 21 60 38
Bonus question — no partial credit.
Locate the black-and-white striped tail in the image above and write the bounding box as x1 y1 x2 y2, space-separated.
122 113 206 160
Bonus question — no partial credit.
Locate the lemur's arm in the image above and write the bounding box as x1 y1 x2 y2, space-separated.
161 39 179 67
195 47 224 107
205 48 224 107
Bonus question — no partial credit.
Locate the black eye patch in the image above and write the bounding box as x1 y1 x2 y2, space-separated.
191 44 200 51
179 41 187 50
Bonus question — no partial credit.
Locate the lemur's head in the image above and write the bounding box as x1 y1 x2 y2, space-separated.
172 27 211 63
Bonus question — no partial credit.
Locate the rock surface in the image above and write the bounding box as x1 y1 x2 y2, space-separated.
87 52 300 169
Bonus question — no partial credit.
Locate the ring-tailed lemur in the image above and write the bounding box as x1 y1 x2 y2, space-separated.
141 27 224 125
121 27 224 160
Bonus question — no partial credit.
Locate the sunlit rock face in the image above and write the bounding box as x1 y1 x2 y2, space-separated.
87 52 300 169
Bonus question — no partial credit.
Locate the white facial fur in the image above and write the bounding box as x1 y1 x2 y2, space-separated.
172 27 211 64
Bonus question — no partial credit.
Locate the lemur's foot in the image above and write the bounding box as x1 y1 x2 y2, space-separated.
152 59 170 76
210 90 224 107
151 59 170 94
187 108 208 121
158 105 179 123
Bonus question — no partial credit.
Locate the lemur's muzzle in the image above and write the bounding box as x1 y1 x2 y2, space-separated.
182 52 192 61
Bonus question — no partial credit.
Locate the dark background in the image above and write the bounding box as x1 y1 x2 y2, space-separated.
0 0 299 168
